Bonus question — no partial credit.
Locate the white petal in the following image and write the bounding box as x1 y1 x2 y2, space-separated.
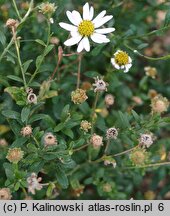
70 31 80 37
94 15 113 28
59 22 77 32
111 58 120 69
83 3 90 20
77 39 84 53
72 10 82 24
95 28 115 34
64 36 82 46
92 10 106 24
89 6 94 20
128 56 132 63
83 37 90 52
91 33 110 44
66 11 80 26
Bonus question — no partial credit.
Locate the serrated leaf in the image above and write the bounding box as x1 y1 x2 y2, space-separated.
56 164 68 189
21 107 30 123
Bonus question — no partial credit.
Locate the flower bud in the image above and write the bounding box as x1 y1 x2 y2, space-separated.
21 125 32 137
0 139 8 147
27 93 37 104
106 127 118 140
105 94 114 106
151 94 169 114
38 2 57 15
139 133 154 148
93 76 108 92
80 120 91 132
90 134 103 149
6 18 19 29
43 132 57 146
144 66 157 79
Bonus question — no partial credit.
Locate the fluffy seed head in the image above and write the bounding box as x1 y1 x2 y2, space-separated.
106 127 118 140
21 125 32 137
43 132 57 146
151 94 169 114
71 89 88 104
93 76 108 92
90 134 103 149
105 94 114 106
6 148 24 164
0 188 12 200
80 120 92 132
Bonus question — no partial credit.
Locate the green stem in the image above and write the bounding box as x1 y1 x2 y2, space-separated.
0 38 14 62
104 139 110 155
12 0 22 21
73 143 90 152
91 92 99 135
124 42 170 61
125 161 170 169
126 25 170 40
13 31 27 89
77 54 82 89
28 20 51 85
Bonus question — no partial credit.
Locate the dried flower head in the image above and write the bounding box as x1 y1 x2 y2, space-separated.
0 188 12 200
81 81 92 91
144 66 157 79
93 76 108 92
106 127 118 140
148 89 158 99
111 50 132 73
6 148 24 163
27 173 42 195
43 132 57 146
102 183 112 193
105 94 114 106
132 96 143 105
151 94 169 114
50 36 60 45
130 147 149 166
139 133 154 148
38 2 57 15
72 185 84 197
80 120 92 132
71 88 88 104
6 18 19 29
0 139 8 147
26 87 33 94
21 125 32 137
27 93 37 104
90 133 103 149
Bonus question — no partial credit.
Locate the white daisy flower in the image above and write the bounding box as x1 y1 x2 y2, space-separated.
111 50 132 73
59 2 115 52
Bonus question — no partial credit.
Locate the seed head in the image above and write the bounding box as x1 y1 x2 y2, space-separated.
71 88 88 104
38 2 57 15
43 132 57 146
27 93 37 104
151 94 169 114
6 18 19 29
21 125 32 137
0 188 12 200
90 134 103 149
144 66 157 79
139 133 154 148
6 148 24 164
93 76 108 92
27 173 42 195
130 147 148 166
106 127 118 140
80 120 91 132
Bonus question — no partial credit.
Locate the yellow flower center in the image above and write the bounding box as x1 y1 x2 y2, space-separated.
115 51 129 66
78 20 94 37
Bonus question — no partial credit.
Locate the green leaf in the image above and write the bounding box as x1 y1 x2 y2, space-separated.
23 59 33 73
62 128 74 139
36 55 43 68
11 137 28 147
29 161 45 172
164 9 170 27
3 163 14 181
44 44 54 56
28 114 48 124
131 110 140 122
46 183 55 197
0 30 6 46
42 153 59 161
117 111 130 128
56 164 68 189
91 44 105 56
7 75 23 83
35 39 46 47
61 105 70 122
8 120 21 136
14 182 20 191
85 71 100 78
2 110 20 120
21 107 30 123
54 123 65 132
137 43 148 50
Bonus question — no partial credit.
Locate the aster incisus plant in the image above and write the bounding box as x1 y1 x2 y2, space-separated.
0 0 170 200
